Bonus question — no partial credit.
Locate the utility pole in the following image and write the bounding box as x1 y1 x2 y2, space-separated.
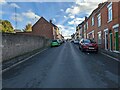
15 7 17 29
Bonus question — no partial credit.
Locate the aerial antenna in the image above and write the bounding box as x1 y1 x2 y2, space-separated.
15 7 17 29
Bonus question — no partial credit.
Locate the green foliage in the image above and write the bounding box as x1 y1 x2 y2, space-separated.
23 23 32 32
0 19 14 33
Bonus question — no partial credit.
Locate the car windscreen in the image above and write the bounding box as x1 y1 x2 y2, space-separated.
83 39 91 43
90 39 95 43
52 40 57 42
84 39 95 43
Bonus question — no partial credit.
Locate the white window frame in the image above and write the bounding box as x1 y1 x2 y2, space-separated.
87 30 94 39
84 24 86 32
97 13 101 27
107 2 112 22
98 31 102 44
91 17 94 26
86 21 88 30
104 29 108 50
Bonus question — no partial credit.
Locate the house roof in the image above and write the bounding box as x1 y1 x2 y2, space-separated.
77 2 108 27
33 16 58 28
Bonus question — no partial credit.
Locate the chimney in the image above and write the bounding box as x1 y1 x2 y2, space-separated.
85 16 87 21
50 19 52 23
98 3 103 8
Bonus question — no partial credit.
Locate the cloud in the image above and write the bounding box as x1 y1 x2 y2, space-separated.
64 16 67 18
55 15 60 17
4 0 74 2
11 16 23 22
75 0 107 3
68 20 75 25
0 11 5 15
66 6 80 15
68 17 84 25
11 13 23 22
10 3 20 8
52 18 56 23
68 14 75 19
27 21 32 24
57 24 75 36
0 0 7 4
60 9 64 12
22 10 40 20
65 1 100 18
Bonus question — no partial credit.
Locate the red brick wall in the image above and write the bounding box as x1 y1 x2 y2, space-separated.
32 18 54 39
86 2 120 51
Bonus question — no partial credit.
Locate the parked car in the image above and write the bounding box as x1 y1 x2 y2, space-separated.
58 39 63 44
70 39 74 43
73 39 79 44
51 40 60 47
79 39 98 52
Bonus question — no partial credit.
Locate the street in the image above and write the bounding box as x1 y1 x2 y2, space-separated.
3 42 120 88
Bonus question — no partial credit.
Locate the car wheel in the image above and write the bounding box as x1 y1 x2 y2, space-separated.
81 48 84 52
95 50 98 54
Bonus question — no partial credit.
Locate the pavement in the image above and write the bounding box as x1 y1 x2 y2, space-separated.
2 42 120 88
99 49 120 61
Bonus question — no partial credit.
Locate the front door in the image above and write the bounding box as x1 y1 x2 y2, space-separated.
110 33 113 51
105 31 108 50
115 31 119 51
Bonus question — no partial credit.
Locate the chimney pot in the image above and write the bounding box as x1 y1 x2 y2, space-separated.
50 20 52 23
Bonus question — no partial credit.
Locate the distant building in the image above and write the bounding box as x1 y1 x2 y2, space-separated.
17 17 59 40
14 29 23 33
32 17 55 39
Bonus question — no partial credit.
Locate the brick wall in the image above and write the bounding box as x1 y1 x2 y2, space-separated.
85 2 120 52
2 33 50 61
32 17 54 39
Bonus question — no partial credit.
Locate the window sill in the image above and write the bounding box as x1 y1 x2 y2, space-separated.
98 26 101 28
108 20 112 23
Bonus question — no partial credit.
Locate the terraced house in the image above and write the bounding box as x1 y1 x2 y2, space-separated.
76 1 120 53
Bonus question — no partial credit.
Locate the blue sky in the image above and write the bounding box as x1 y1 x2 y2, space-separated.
0 0 104 36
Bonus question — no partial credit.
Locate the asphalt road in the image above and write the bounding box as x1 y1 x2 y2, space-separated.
2 42 120 88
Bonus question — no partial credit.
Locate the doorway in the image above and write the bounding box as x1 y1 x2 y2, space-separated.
114 28 119 51
110 33 113 51
105 31 108 50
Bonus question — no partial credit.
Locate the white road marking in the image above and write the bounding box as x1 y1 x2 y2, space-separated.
101 52 120 62
2 48 48 73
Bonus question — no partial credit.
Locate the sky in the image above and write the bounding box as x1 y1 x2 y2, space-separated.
0 0 107 37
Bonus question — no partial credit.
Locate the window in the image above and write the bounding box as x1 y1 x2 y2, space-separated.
86 22 88 30
91 17 94 26
97 14 101 27
107 2 112 22
98 31 101 44
84 24 86 32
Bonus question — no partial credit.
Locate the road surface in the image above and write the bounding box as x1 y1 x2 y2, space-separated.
3 42 120 88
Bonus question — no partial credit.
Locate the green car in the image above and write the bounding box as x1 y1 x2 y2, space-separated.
51 40 60 47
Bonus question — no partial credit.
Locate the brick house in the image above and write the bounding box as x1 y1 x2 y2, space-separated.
76 18 86 40
32 17 58 39
17 17 58 40
77 1 120 53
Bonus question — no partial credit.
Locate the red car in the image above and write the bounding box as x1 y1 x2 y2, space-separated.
79 39 98 52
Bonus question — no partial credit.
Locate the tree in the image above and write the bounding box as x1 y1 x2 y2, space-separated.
23 23 32 32
0 19 14 33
